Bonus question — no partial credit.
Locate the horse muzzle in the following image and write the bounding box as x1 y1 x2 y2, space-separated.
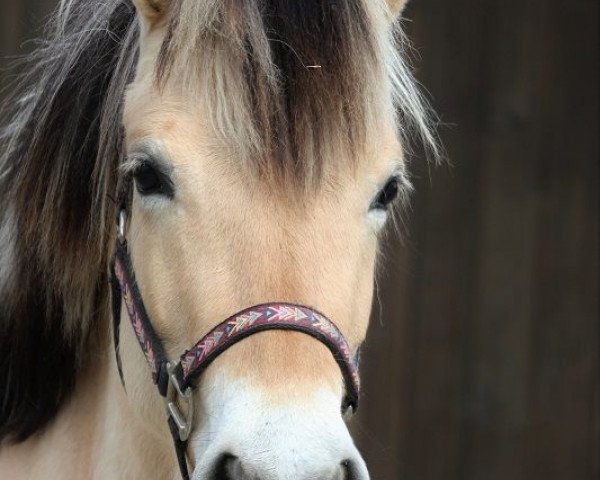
189 380 369 480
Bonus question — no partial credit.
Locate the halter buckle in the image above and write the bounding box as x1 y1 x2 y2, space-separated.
164 362 194 442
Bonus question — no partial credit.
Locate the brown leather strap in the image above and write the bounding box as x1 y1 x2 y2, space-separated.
174 303 360 412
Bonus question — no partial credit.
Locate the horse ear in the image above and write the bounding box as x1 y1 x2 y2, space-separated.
387 0 410 18
133 0 171 26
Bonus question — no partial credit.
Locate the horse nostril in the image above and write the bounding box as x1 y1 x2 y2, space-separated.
342 460 352 480
340 459 367 480
212 453 239 480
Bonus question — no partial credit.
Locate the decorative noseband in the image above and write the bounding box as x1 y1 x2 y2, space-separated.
110 213 361 480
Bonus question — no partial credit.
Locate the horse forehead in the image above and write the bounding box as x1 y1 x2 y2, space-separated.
123 86 200 139
123 96 402 181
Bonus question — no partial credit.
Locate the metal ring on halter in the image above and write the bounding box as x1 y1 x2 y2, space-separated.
163 362 194 442
118 209 127 244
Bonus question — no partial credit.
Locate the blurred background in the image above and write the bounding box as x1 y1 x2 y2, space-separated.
1 1 597 479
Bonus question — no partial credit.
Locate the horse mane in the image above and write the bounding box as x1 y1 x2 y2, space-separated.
0 0 437 442
0 0 138 442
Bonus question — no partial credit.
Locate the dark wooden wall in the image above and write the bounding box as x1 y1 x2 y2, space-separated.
356 1 599 479
1 1 597 480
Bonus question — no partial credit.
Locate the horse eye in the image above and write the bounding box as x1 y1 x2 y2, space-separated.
133 163 164 196
371 176 400 211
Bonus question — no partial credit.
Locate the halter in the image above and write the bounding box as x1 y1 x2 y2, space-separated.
110 207 361 480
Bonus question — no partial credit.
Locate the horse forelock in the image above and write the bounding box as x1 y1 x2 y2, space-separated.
153 0 438 185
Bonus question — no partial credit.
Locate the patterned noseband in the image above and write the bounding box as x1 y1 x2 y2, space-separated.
110 210 361 480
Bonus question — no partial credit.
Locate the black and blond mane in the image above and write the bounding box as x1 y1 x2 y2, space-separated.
0 0 138 442
0 0 436 442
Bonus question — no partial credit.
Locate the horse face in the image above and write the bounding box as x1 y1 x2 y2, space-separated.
118 1 408 478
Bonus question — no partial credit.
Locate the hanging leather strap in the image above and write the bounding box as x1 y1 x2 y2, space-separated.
168 417 191 480
111 242 191 479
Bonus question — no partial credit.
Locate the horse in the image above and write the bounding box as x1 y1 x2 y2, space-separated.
0 0 438 478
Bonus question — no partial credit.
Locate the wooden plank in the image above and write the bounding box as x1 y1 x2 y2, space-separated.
383 1 494 479
352 244 414 479
461 1 549 479
0 0 23 62
524 1 598 479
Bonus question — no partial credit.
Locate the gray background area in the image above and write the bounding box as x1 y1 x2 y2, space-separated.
1 1 597 479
